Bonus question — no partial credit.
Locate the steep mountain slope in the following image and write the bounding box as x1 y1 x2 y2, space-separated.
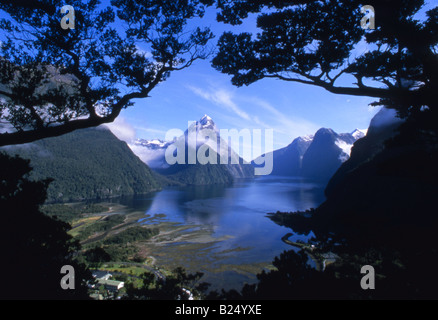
325 107 404 197
254 127 365 182
1 127 162 202
300 128 358 182
155 161 234 185
253 135 313 176
297 106 438 254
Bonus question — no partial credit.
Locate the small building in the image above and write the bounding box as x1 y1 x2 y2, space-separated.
97 279 125 292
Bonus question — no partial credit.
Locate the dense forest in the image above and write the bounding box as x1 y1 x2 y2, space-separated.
2 127 162 202
157 162 234 186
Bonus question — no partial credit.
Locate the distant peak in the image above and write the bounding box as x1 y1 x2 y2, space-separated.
185 114 218 135
297 134 314 142
315 127 335 136
197 114 217 130
351 128 367 139
199 114 214 125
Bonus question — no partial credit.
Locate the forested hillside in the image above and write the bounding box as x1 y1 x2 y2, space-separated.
157 162 234 185
2 127 162 202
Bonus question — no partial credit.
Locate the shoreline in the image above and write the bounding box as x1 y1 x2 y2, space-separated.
63 201 276 292
281 233 324 271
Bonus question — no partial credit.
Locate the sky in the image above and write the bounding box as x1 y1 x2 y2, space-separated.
107 6 380 160
2 1 435 160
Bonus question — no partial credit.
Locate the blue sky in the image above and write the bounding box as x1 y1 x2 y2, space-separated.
118 56 377 141
110 6 380 157
108 1 438 158
2 1 435 159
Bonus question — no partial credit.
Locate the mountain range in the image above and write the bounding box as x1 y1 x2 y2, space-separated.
253 127 366 182
0 113 370 202
134 115 367 183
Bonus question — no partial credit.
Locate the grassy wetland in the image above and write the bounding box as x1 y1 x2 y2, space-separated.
43 200 277 292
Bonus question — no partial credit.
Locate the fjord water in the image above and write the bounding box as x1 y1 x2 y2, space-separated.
117 176 325 290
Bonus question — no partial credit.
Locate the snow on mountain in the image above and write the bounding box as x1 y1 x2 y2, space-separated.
198 114 216 130
300 128 359 181
299 134 315 142
252 133 313 176
186 114 219 134
335 139 354 162
131 115 253 178
255 126 365 182
335 130 366 162
181 114 221 152
134 138 171 149
351 128 368 140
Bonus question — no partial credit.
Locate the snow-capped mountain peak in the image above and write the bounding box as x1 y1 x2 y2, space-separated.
335 129 367 162
297 134 314 143
351 128 367 140
190 114 218 133
130 115 254 177
184 115 219 149
200 114 213 124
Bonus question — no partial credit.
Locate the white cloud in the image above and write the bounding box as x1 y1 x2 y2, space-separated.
244 96 320 144
188 85 252 122
188 85 279 130
187 85 320 152
103 117 136 143
127 143 169 169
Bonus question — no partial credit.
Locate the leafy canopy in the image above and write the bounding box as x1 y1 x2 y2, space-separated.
212 0 438 121
0 0 214 146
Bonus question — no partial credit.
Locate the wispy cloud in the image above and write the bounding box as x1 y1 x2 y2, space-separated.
103 117 136 143
188 85 252 121
134 126 168 136
188 84 320 149
247 97 317 133
188 85 280 130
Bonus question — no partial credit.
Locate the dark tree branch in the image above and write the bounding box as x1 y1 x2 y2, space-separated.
212 0 438 121
0 90 145 146
265 72 396 99
0 62 174 146
0 0 214 146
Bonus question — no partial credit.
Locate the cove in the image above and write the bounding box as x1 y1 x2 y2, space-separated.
111 176 326 291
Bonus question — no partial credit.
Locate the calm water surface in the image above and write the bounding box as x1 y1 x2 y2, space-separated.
115 176 326 290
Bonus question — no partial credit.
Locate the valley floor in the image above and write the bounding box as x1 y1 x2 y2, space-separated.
58 202 277 295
